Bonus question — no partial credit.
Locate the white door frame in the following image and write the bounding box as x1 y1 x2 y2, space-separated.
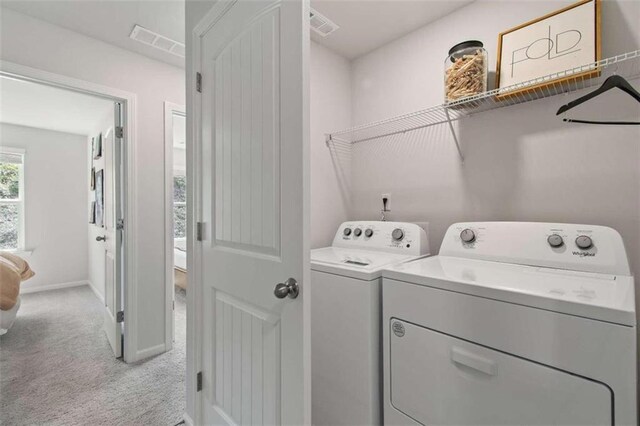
187 13 205 423
0 60 139 363
163 101 186 351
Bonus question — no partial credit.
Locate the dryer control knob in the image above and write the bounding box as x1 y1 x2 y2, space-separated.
460 229 476 243
575 235 593 250
547 234 564 248
354 228 362 237
365 229 374 238
392 228 404 241
343 228 352 237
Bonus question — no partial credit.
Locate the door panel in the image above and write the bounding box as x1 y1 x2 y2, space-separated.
213 9 280 254
197 0 308 424
103 103 124 358
210 292 280 425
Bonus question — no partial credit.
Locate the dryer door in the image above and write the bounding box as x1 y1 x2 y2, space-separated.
389 319 612 425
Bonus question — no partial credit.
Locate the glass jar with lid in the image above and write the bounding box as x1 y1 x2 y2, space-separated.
444 40 488 103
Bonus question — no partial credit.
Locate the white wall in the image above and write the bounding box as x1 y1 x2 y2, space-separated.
349 0 640 274
0 123 88 292
0 7 186 359
87 110 114 301
310 42 352 248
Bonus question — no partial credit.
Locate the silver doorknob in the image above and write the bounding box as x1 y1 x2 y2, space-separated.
96 236 106 241
274 278 299 299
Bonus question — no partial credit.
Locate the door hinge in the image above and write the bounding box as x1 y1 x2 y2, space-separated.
115 126 124 139
116 218 125 230
196 222 205 241
116 310 124 323
197 371 203 392
196 72 202 93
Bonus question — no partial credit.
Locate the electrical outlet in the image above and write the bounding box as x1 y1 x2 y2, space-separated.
382 193 391 211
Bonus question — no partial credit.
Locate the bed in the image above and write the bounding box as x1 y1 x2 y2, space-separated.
0 252 34 334
174 239 187 290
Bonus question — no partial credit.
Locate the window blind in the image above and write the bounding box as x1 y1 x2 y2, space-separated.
0 152 24 165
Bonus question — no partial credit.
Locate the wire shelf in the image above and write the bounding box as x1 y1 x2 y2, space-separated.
326 50 640 147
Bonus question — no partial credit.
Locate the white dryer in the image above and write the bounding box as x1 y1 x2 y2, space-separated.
383 222 636 426
311 221 429 426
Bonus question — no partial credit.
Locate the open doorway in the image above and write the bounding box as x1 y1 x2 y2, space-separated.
1 67 188 425
0 74 124 357
164 102 187 351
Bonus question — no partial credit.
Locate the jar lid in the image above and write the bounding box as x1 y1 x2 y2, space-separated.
448 40 484 61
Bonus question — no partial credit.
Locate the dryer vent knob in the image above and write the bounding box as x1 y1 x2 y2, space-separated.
392 228 404 241
460 229 476 243
575 235 593 250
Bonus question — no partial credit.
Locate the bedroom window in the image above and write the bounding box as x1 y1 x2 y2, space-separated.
0 148 25 251
173 175 186 239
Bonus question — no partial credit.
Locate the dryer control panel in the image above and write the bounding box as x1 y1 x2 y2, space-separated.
440 222 630 276
333 221 429 256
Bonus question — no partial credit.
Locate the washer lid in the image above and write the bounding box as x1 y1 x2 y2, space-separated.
311 247 420 280
384 256 636 326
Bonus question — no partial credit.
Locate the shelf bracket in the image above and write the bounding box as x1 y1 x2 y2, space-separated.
444 108 464 162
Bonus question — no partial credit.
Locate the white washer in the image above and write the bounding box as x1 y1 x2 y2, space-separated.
383 222 636 426
311 221 429 426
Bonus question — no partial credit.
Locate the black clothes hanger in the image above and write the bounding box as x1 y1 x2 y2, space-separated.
556 75 640 125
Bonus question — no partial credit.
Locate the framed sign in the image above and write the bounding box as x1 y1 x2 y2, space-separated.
93 133 102 159
496 0 601 98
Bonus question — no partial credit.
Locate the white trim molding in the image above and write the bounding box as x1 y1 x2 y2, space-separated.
163 101 186 354
135 343 167 360
20 280 89 294
87 280 105 304
0 60 139 363
183 412 195 426
0 146 26 251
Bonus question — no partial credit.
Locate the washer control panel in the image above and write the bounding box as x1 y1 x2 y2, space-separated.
333 221 429 256
440 222 630 276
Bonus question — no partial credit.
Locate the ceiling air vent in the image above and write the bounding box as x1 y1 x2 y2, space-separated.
129 24 185 58
310 8 339 37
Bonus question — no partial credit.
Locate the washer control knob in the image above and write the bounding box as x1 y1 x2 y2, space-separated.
460 229 476 243
392 228 404 241
547 234 564 248
343 228 352 237
354 228 362 237
575 235 593 250
365 229 374 238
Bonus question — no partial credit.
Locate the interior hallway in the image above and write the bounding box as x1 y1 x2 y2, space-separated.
0 286 186 425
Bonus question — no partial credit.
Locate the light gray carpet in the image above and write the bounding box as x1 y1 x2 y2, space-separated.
0 285 186 426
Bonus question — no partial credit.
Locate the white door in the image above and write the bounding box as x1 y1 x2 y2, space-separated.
195 0 309 424
102 102 124 358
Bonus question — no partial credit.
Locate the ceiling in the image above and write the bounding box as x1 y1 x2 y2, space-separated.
1 0 474 66
0 76 114 136
1 0 185 68
310 0 475 59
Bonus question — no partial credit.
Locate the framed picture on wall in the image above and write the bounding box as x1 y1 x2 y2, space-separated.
95 169 104 227
90 167 96 190
93 133 103 159
495 0 601 98
89 201 96 224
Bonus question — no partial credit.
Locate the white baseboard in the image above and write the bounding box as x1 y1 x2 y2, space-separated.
87 281 105 304
183 412 194 426
134 343 167 362
21 280 89 294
